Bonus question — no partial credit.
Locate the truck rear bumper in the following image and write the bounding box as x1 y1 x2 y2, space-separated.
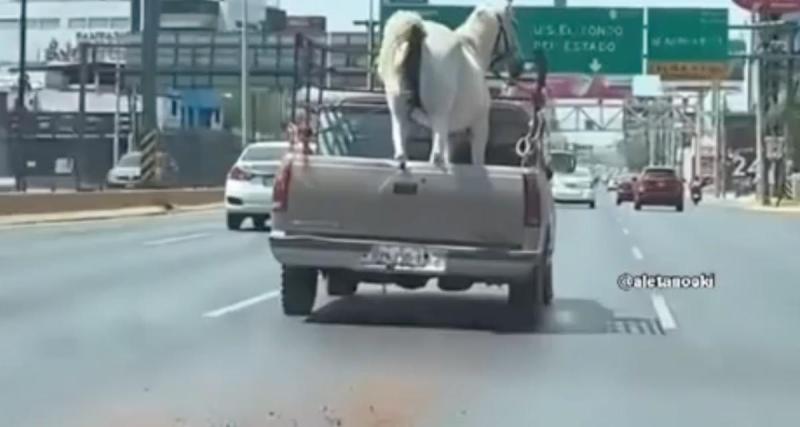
269 232 541 280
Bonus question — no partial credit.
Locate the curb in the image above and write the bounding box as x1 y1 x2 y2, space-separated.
704 197 800 214
0 203 223 227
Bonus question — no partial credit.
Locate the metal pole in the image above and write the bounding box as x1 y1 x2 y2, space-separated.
712 79 721 197
695 90 704 178
77 43 88 190
113 59 121 164
755 12 770 205
16 0 27 112
141 0 160 134
367 0 374 90
14 0 28 191
720 92 727 197
240 0 249 148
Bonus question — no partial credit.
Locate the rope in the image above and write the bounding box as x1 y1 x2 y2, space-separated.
516 109 547 167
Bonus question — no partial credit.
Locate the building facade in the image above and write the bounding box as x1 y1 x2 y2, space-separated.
0 0 131 65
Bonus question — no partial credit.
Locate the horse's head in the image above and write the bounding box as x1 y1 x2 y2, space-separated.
488 0 524 80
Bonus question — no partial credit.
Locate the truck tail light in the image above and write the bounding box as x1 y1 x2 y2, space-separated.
273 158 293 212
523 173 541 227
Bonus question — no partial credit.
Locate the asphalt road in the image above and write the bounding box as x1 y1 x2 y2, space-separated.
1 193 799 427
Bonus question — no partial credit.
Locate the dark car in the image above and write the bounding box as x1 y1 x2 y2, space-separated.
634 167 684 212
615 174 637 205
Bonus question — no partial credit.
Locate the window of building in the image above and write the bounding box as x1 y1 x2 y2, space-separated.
68 18 87 29
110 18 129 30
0 19 18 30
38 18 60 30
88 17 110 29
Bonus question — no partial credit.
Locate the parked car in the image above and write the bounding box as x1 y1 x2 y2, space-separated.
634 167 684 212
552 166 596 209
106 152 142 188
224 141 290 230
615 174 637 205
106 151 179 188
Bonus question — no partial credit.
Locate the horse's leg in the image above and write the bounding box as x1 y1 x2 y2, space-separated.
470 115 490 166
429 119 449 166
387 94 409 167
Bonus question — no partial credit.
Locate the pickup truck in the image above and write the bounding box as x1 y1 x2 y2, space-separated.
269 93 556 317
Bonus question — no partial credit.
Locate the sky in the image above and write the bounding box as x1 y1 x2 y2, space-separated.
279 0 755 146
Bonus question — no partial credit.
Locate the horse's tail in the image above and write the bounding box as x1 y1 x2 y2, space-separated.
377 11 426 106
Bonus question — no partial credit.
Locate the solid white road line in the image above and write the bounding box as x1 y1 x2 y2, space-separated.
143 233 210 246
651 293 677 330
631 246 644 260
203 290 280 318
622 227 630 235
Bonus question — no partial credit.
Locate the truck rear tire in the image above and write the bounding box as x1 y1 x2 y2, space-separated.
508 268 544 311
542 259 554 306
634 201 642 211
281 266 318 316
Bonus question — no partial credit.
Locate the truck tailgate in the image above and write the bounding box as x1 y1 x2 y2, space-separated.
278 156 527 248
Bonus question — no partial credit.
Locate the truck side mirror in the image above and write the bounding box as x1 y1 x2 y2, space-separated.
546 166 553 181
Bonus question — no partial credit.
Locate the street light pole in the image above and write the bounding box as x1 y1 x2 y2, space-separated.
240 0 249 148
14 0 28 191
368 0 374 90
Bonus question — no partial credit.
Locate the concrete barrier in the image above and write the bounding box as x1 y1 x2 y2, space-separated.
0 188 223 216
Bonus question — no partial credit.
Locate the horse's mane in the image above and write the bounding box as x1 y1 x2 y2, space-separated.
456 3 503 49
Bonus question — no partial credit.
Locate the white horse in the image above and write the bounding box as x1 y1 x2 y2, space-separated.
377 1 523 168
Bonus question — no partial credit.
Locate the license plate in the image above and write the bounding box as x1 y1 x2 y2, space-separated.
361 244 446 272
565 183 577 188
262 176 274 187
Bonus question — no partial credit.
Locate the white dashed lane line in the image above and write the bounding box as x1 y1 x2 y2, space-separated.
631 246 644 260
143 233 211 246
651 293 678 331
203 291 280 318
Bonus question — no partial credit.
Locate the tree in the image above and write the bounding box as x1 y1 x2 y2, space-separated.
44 38 59 62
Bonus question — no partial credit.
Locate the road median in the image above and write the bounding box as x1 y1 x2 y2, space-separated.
0 188 223 221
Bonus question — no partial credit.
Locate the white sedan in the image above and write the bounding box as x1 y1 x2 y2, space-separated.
552 167 597 209
224 141 290 230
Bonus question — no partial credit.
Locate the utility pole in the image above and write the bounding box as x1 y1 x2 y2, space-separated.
240 0 249 148
754 13 769 205
695 90 704 179
141 0 160 136
712 79 721 197
368 0 374 89
14 0 28 191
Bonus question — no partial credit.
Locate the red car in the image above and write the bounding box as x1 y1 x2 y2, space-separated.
634 167 684 212
615 174 637 205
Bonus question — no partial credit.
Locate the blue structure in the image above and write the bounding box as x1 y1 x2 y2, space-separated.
174 88 223 130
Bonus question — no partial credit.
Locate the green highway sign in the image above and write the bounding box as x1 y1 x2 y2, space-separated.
647 8 729 80
515 7 644 75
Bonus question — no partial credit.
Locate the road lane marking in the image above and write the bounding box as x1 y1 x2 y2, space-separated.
143 233 210 246
203 290 280 318
651 293 677 330
631 246 644 260
622 227 630 235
